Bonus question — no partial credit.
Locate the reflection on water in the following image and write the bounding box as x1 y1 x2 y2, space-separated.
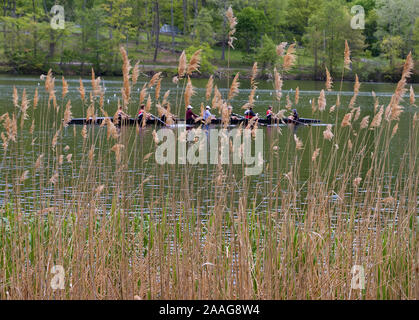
0 75 417 217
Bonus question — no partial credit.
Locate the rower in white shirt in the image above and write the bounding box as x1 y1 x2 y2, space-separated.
203 105 215 123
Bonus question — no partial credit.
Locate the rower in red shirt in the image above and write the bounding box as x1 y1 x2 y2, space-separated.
244 106 256 120
266 105 273 123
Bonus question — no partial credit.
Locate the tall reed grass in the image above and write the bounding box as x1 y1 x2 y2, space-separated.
0 45 418 300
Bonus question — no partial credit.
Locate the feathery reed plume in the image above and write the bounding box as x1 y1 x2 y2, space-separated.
212 85 222 110
139 83 147 105
323 124 334 140
347 139 353 151
104 118 118 140
311 98 316 113
250 62 258 88
51 129 60 150
206 75 214 101
145 94 152 112
111 143 124 164
325 67 333 91
228 73 240 100
132 61 140 86
45 69 54 93
295 87 299 105
344 40 351 70
352 106 361 122
391 123 398 138
13 86 18 107
81 124 87 139
294 134 303 150
63 100 72 127
410 85 415 105
20 89 29 126
34 154 44 170
162 90 171 106
120 47 131 106
184 77 196 108
360 115 369 129
33 88 38 109
329 105 336 113
187 49 202 75
336 94 341 107
353 177 362 188
148 72 161 88
226 6 237 48
283 43 296 72
276 42 287 57
79 78 85 102
348 74 360 109
370 105 383 128
152 130 159 144
248 87 256 107
62 76 68 99
49 172 59 185
286 94 292 110
274 68 282 102
155 78 162 101
178 51 187 78
341 112 352 127
318 89 326 111
312 148 320 162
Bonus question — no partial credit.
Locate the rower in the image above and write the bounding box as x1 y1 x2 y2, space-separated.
160 105 169 123
116 105 129 124
245 106 256 120
291 108 299 123
266 105 273 123
228 105 240 120
185 105 198 125
203 105 215 123
137 104 147 124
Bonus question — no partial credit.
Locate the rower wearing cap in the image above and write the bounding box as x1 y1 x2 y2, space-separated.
203 105 215 123
266 105 273 123
185 105 198 124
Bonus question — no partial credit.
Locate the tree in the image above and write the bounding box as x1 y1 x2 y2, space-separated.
414 17 419 58
235 7 269 53
193 8 214 45
375 0 419 54
380 35 404 69
304 0 365 74
256 34 277 73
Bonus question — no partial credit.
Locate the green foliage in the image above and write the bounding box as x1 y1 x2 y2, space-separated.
236 7 269 53
256 34 278 72
193 8 214 45
185 42 215 74
414 18 419 58
380 35 404 69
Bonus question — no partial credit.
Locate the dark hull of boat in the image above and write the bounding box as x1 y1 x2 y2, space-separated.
68 117 320 126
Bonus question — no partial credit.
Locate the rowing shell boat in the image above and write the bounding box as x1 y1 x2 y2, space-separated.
68 117 321 126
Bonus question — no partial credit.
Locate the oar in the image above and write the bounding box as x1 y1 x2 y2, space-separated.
148 113 169 126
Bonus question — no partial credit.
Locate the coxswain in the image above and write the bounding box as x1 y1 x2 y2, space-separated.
291 108 299 123
185 105 198 125
266 105 273 123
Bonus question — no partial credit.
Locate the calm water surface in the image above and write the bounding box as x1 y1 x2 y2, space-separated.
0 74 417 215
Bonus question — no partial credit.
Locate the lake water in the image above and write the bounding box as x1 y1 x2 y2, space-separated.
0 74 418 216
